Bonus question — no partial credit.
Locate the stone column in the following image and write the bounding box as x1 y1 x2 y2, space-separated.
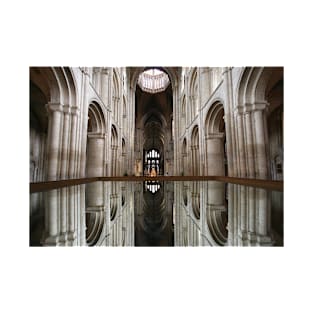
60 105 70 179
86 134 105 207
223 68 235 177
205 133 225 175
46 103 63 180
200 68 210 107
244 112 255 178
236 112 247 177
43 103 63 245
100 68 109 105
86 134 105 177
253 103 269 179
68 107 79 178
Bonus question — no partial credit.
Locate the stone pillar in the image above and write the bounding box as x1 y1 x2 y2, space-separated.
205 133 225 175
43 103 63 245
86 134 105 177
253 103 269 179
223 68 235 177
68 107 79 178
200 68 210 107
236 113 247 177
244 112 255 178
100 68 109 105
46 103 63 180
60 105 70 179
86 134 105 207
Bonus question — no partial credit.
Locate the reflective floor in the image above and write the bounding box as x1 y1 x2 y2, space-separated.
30 180 283 247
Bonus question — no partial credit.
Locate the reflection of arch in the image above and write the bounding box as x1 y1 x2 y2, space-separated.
192 187 200 219
110 195 118 221
122 138 126 155
205 181 228 246
207 205 228 246
86 211 105 246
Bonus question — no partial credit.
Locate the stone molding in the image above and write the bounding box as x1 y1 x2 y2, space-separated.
234 101 270 115
205 132 225 140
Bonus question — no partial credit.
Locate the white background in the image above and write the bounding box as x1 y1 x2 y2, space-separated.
1 1 312 312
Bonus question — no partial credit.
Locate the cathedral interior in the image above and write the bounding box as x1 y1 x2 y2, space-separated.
29 66 283 247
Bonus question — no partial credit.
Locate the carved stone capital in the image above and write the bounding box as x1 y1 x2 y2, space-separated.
45 102 63 114
87 132 105 139
235 101 270 115
205 132 225 140
207 204 226 212
70 106 79 115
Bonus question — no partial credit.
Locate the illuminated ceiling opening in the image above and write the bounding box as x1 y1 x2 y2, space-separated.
138 69 170 94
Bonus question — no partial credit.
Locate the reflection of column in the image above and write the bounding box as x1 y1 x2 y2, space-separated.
205 133 225 176
227 184 234 246
59 187 68 245
67 186 76 245
239 185 247 245
258 189 268 236
247 187 256 245
44 190 59 245
253 188 272 246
